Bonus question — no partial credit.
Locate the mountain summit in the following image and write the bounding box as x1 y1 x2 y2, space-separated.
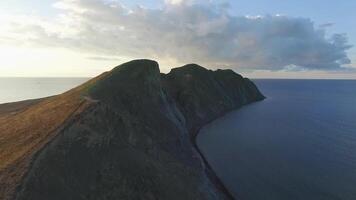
0 59 264 200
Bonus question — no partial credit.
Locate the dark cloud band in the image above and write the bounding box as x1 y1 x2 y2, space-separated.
2 0 352 71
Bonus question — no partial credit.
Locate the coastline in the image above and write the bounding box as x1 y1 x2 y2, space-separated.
191 99 265 200
192 123 235 200
1 60 265 200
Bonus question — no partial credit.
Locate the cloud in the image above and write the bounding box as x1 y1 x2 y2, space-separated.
87 56 122 61
0 0 352 71
165 0 185 5
319 22 334 28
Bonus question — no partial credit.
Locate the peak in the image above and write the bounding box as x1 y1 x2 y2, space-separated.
214 69 243 79
110 59 159 75
172 63 207 72
88 59 161 100
168 64 211 78
115 59 158 68
95 59 160 84
181 63 205 69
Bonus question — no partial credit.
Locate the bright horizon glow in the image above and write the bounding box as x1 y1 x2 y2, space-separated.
0 0 355 79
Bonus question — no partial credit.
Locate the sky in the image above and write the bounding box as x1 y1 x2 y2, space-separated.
0 0 355 78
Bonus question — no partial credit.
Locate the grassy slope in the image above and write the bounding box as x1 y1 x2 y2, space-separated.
0 74 107 200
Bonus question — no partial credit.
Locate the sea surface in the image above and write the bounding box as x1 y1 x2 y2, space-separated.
197 79 356 200
0 78 89 104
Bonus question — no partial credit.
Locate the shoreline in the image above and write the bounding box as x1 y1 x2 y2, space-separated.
191 99 265 200
192 123 236 199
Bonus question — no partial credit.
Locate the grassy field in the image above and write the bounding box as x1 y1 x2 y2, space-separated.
0 81 96 200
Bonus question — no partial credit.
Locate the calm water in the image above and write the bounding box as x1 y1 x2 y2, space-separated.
0 78 89 104
198 80 356 200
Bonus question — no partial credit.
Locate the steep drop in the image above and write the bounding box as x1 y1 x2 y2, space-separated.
0 60 264 200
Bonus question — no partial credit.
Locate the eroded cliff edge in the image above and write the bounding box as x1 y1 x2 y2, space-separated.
0 59 264 200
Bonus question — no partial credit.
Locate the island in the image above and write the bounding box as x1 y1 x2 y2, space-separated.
0 59 264 200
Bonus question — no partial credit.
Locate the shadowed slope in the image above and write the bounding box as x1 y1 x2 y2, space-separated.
163 64 264 132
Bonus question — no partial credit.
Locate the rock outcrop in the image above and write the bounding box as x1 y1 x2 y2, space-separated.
0 59 264 200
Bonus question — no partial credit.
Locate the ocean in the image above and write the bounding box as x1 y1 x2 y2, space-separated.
197 79 356 200
0 78 89 104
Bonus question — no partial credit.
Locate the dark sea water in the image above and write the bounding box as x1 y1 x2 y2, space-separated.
0 78 89 104
197 79 356 200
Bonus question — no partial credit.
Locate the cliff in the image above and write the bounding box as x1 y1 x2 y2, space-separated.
0 59 264 200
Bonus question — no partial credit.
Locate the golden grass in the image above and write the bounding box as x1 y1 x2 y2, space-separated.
0 93 89 199
0 75 108 200
0 71 108 200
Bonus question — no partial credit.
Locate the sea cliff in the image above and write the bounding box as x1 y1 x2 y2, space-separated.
0 59 264 200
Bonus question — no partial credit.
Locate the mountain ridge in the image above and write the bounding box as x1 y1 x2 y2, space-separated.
0 59 264 200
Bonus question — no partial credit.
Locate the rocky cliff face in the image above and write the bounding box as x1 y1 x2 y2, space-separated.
1 60 264 200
